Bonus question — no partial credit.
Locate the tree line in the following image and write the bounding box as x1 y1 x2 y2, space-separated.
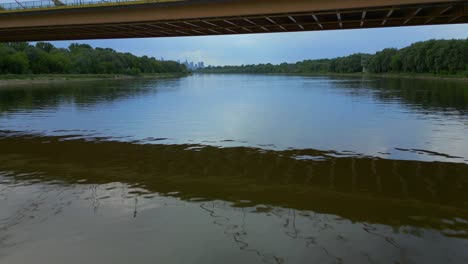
199 39 468 75
0 42 188 75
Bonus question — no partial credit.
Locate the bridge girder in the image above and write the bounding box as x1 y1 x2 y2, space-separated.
0 0 466 42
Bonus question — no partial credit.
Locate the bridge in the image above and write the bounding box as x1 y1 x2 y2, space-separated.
0 0 467 42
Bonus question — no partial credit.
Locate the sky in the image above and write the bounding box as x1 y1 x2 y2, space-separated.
49 24 468 66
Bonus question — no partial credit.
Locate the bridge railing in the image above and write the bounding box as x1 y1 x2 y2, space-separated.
0 0 174 12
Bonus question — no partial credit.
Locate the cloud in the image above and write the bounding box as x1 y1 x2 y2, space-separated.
50 24 468 66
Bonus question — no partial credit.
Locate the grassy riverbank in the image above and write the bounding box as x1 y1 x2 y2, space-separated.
198 71 468 82
285 72 468 82
0 73 189 86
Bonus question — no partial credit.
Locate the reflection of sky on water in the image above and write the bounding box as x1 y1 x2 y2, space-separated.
0 74 467 163
1 177 467 264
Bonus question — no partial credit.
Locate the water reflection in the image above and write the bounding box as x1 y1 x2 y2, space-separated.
1 132 467 233
1 133 468 263
1 76 467 114
1 75 467 163
0 78 177 113
369 78 468 111
1 75 468 263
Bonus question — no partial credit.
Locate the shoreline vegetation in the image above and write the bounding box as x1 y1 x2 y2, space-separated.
1 39 467 84
0 73 189 86
1 71 466 86
0 42 188 81
332 72 468 82
197 39 468 80
199 72 468 82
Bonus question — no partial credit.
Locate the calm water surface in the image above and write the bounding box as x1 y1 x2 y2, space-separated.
0 74 467 263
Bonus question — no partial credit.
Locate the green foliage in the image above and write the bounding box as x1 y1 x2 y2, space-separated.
35 42 55 53
0 42 187 75
367 48 398 73
4 52 29 74
200 39 468 76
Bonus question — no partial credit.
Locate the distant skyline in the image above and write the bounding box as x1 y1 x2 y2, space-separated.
49 24 468 66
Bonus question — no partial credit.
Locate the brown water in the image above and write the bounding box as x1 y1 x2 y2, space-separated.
0 74 467 263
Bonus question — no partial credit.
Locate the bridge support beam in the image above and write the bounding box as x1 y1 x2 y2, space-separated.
0 0 466 41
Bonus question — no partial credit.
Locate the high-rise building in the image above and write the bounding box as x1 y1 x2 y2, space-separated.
180 60 206 70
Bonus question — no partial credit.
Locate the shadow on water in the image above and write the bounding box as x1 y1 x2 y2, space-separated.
1 131 467 236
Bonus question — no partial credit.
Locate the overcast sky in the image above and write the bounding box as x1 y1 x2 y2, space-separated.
49 24 468 66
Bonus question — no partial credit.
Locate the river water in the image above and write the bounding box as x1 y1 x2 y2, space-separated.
0 74 467 263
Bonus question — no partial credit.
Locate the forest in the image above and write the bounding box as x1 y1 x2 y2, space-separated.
199 39 468 76
0 42 187 75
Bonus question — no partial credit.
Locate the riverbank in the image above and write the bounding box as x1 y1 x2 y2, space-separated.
0 73 189 86
197 71 468 82
300 72 468 82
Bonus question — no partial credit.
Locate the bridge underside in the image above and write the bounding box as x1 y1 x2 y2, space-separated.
0 0 467 42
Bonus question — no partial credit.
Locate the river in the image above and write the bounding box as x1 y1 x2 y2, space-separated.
0 74 467 263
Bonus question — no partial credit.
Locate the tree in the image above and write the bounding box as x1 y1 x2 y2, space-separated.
367 48 398 73
36 42 56 53
4 52 29 74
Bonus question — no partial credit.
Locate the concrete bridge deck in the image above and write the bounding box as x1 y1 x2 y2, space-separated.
0 0 467 42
